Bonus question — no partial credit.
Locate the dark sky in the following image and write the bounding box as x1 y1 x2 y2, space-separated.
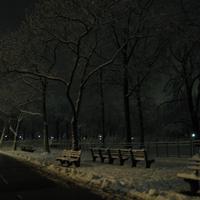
0 0 36 31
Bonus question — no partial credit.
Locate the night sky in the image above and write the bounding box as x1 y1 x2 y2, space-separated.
0 0 35 31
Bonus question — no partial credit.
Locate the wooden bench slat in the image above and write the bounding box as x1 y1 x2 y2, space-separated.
177 155 200 194
90 148 109 163
56 149 81 167
131 149 154 168
21 145 35 152
189 157 200 161
177 173 200 181
189 162 200 166
188 166 200 170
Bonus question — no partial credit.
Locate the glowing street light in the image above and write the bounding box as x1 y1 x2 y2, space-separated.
192 133 196 138
83 136 86 141
98 134 102 141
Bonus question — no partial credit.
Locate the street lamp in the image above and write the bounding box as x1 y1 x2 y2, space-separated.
192 133 196 139
83 136 86 141
98 134 102 141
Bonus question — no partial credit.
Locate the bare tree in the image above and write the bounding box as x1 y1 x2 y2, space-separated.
4 0 128 150
109 0 157 143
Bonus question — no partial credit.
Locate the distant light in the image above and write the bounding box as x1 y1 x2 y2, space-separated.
98 135 102 141
50 136 54 140
192 133 196 138
83 136 86 140
38 135 41 138
4 135 7 138
19 136 23 140
131 137 134 141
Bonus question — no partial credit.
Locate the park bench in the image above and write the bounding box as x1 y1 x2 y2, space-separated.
108 148 133 165
56 149 81 167
20 145 35 152
90 148 101 162
90 148 110 163
177 156 200 194
91 148 127 164
97 148 109 163
107 149 120 164
131 149 154 168
119 149 131 165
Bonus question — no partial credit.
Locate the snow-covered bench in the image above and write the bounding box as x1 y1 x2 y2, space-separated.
119 149 131 165
90 148 100 162
90 148 125 164
91 148 154 167
20 145 35 152
108 148 132 165
56 149 81 167
177 156 200 194
90 148 109 163
131 149 155 168
107 149 120 164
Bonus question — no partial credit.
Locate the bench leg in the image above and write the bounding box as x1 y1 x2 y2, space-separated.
92 157 97 162
100 157 105 163
146 161 152 168
74 161 80 167
120 159 124 166
60 160 65 166
131 160 137 167
146 162 150 168
146 160 155 168
66 161 72 167
109 158 114 164
120 158 127 166
185 179 199 194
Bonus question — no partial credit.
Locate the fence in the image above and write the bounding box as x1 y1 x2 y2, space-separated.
1 139 200 158
144 140 199 158
49 139 200 158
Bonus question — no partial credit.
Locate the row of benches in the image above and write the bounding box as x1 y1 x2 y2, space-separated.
19 145 200 194
91 148 155 168
55 148 154 168
55 149 200 194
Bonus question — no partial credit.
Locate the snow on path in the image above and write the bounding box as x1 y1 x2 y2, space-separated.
1 149 199 200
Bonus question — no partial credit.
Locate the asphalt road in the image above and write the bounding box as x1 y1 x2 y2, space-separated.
0 154 104 200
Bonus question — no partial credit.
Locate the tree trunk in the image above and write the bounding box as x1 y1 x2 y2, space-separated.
136 76 145 148
191 111 199 138
42 79 50 153
13 117 22 151
22 129 26 140
56 119 60 142
185 79 200 139
99 69 106 145
0 126 6 148
13 133 17 151
65 121 70 140
71 116 79 150
123 67 131 143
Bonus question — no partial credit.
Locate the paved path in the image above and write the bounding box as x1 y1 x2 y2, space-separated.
0 154 104 200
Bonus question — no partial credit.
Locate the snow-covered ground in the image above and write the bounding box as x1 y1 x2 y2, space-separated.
1 148 200 200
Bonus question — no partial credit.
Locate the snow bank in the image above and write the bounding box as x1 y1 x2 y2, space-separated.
0 150 199 200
